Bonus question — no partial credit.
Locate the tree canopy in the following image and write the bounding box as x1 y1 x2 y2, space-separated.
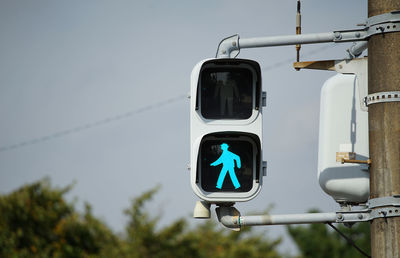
0 179 281 258
0 179 370 257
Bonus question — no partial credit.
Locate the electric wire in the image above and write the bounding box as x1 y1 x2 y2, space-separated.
0 44 334 153
0 94 187 153
327 223 371 258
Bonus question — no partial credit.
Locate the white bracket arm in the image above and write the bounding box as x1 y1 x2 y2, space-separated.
216 195 400 231
216 10 400 58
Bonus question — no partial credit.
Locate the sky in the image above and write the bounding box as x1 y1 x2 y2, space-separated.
0 0 367 255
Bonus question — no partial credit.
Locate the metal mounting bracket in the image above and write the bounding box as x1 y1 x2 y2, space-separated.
216 11 400 58
364 91 400 106
262 91 267 107
323 10 400 42
368 195 400 220
368 195 400 208
262 161 267 176
215 195 400 231
366 10 400 37
335 57 368 111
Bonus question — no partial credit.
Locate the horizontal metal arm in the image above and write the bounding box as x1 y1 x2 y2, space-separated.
216 30 367 58
239 212 338 226
215 195 400 231
216 10 400 58
239 32 336 49
215 206 369 230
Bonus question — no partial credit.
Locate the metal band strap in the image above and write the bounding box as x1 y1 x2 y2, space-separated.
368 196 400 220
364 91 400 106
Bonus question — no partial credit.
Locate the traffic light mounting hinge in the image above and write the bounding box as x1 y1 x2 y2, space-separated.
262 161 267 177
262 91 267 107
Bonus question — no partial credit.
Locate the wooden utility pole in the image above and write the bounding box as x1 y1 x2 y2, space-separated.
368 0 400 257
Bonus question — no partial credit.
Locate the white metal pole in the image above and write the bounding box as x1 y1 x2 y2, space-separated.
240 212 337 226
239 32 335 49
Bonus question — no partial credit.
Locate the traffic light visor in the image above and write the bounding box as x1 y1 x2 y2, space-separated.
197 59 261 120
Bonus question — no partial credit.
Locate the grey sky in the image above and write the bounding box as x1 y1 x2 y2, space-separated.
0 0 367 254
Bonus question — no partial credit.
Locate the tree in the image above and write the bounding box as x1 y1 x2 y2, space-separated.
0 178 119 257
122 186 282 258
287 209 370 258
0 179 283 257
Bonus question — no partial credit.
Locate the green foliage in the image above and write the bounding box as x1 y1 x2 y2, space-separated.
175 220 282 258
287 209 370 258
121 185 282 258
0 180 372 258
0 180 282 258
0 178 119 257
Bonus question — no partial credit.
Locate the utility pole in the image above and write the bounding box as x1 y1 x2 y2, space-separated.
368 0 400 257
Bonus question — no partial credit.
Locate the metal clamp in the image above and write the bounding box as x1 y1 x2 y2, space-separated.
333 196 400 223
368 196 400 220
332 10 400 42
368 195 400 209
364 91 400 106
366 10 400 37
370 207 400 220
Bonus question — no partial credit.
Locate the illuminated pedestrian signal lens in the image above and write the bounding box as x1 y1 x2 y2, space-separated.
200 68 254 120
198 134 260 193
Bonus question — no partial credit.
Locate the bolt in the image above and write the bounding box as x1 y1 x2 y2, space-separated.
232 42 237 47
358 214 363 219
355 32 360 38
337 213 344 221
334 32 342 40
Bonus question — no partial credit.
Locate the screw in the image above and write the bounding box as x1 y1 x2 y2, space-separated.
358 214 363 219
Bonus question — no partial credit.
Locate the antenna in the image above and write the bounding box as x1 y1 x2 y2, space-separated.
295 0 301 70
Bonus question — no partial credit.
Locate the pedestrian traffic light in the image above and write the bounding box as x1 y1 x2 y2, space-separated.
190 58 265 203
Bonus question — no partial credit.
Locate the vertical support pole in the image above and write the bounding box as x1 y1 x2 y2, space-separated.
368 1 400 257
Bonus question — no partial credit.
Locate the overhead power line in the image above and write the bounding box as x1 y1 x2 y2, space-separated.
0 94 187 153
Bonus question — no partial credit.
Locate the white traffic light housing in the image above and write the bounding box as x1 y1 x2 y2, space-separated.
190 58 264 203
318 72 369 204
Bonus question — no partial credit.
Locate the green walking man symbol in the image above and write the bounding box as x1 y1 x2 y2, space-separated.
210 143 241 189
